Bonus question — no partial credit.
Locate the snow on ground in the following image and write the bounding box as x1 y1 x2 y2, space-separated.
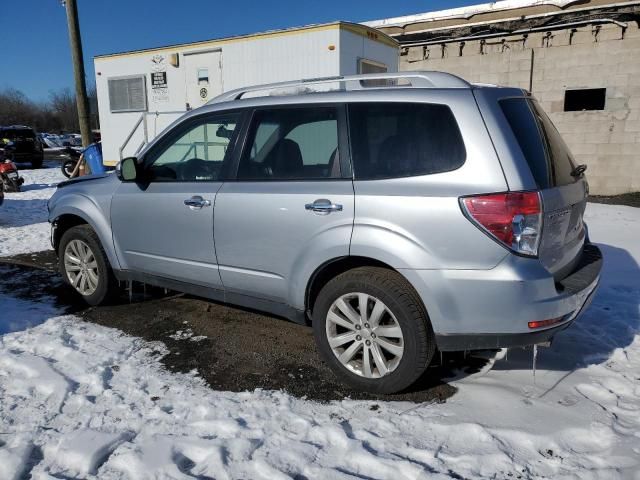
0 164 65 257
0 167 639 479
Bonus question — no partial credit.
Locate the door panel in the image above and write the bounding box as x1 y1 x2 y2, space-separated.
111 182 222 287
111 112 241 289
214 181 354 303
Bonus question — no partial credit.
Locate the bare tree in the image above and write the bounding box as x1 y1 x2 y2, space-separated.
0 88 38 127
0 86 98 133
49 88 79 132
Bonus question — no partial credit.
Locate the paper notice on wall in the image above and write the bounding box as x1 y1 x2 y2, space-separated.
150 54 169 104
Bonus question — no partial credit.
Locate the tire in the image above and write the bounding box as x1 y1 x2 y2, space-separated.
62 159 76 178
58 225 119 306
312 267 436 394
2 177 20 193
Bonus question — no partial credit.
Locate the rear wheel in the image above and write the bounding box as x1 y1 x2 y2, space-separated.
313 267 436 394
58 225 118 306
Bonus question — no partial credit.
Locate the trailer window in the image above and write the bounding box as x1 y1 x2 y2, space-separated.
108 76 147 113
197 68 209 85
358 59 387 74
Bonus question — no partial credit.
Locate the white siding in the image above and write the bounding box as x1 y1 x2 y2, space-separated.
95 25 398 164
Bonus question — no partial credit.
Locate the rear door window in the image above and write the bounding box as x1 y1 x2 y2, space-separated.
348 102 465 180
500 98 577 188
238 107 340 180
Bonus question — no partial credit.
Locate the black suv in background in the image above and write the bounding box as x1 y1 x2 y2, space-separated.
0 126 44 168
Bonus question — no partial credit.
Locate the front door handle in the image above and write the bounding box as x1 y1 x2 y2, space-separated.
305 198 343 215
184 195 212 210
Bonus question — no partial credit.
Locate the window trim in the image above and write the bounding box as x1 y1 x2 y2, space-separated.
346 101 467 181
229 103 352 182
140 109 247 183
108 74 148 113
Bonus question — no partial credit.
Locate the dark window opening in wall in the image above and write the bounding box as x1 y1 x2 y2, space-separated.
564 88 606 112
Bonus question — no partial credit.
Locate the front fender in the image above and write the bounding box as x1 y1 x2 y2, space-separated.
50 194 120 270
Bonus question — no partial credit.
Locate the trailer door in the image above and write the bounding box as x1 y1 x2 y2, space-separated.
184 50 223 109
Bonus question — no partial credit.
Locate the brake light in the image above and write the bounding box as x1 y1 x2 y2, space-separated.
461 191 543 257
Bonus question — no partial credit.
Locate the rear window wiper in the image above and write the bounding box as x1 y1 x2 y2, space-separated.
571 164 587 178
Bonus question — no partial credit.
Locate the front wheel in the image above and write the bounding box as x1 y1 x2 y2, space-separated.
58 225 119 306
313 267 436 394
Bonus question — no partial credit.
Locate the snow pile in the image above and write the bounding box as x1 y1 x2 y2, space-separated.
1 303 639 479
0 169 639 478
0 165 65 256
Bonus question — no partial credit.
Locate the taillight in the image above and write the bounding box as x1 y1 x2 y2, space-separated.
461 191 543 257
528 317 564 329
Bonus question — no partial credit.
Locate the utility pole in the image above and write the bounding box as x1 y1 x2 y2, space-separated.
63 0 92 147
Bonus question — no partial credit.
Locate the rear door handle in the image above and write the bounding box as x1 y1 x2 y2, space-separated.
184 195 212 210
305 198 343 214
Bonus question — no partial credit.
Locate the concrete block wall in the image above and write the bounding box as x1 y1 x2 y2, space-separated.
400 23 640 195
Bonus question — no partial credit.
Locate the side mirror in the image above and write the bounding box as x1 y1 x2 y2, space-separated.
116 157 139 182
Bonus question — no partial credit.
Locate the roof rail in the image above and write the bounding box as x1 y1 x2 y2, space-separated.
208 71 470 104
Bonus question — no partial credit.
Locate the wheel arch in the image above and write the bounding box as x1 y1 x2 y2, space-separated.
51 205 120 270
304 256 430 321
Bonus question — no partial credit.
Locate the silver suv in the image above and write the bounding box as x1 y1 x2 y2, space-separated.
48 72 602 394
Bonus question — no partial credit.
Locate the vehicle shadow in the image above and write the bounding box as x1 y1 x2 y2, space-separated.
489 243 640 374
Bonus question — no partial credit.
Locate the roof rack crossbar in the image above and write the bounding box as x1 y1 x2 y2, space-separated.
208 71 470 104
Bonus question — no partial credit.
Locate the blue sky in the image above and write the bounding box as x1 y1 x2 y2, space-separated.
4 0 476 101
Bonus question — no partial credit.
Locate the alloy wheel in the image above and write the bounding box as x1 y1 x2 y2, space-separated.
64 239 99 296
326 292 404 378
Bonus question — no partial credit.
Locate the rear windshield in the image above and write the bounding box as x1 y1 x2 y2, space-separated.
499 98 577 189
1 129 36 140
348 102 466 180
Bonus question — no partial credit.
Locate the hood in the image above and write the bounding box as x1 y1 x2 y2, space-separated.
57 173 112 189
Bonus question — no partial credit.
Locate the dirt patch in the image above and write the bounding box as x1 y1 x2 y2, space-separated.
0 252 472 403
0 249 59 271
589 192 640 208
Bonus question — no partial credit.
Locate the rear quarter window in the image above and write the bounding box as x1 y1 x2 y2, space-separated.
348 102 466 180
500 98 577 189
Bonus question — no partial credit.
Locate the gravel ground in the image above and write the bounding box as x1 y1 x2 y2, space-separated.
0 250 470 403
589 192 640 208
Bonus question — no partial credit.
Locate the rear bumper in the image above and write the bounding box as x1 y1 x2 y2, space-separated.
402 243 602 351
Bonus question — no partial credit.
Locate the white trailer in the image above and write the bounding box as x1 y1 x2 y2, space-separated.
94 22 398 165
